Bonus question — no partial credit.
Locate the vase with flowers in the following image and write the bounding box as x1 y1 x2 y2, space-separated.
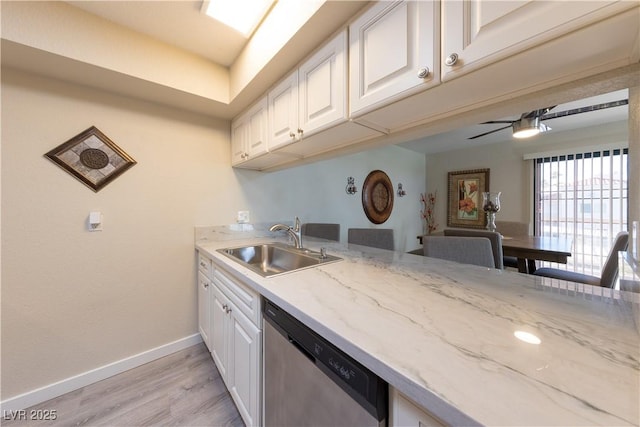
420 191 438 235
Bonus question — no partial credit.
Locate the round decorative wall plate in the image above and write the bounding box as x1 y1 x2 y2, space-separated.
362 170 394 224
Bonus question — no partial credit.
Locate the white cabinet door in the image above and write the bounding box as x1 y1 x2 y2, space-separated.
389 388 445 427
298 30 347 138
197 272 211 351
231 97 268 165
268 71 299 150
210 267 262 427
230 116 248 166
349 0 439 117
246 97 268 159
442 0 629 81
210 286 229 382
228 308 261 427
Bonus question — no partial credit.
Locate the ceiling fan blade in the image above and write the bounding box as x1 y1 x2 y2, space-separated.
541 99 628 121
468 125 512 140
480 120 515 124
522 106 556 119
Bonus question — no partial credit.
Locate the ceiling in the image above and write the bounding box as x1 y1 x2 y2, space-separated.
399 89 629 154
62 1 629 154
66 0 251 67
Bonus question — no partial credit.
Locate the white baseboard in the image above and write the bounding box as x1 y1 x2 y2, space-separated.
0 334 203 412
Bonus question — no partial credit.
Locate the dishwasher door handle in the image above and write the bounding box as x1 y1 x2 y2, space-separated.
288 335 315 362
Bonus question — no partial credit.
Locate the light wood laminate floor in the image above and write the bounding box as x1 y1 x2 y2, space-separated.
3 343 245 427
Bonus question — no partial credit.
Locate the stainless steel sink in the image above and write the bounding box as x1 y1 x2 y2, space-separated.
217 242 342 277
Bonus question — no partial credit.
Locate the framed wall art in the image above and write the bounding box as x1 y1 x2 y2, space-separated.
45 126 136 192
447 168 489 229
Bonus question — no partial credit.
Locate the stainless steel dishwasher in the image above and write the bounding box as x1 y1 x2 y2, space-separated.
263 299 387 427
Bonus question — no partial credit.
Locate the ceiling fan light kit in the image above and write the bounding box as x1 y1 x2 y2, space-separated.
512 116 550 139
468 98 627 141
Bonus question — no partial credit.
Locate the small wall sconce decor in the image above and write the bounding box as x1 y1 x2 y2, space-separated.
346 176 358 195
397 183 407 197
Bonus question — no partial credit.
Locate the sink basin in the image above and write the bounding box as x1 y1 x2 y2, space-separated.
218 243 342 277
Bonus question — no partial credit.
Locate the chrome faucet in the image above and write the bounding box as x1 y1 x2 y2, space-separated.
270 217 303 249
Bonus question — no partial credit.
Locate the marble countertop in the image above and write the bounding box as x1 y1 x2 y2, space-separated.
196 232 639 426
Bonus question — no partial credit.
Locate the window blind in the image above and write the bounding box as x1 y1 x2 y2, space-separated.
534 148 628 275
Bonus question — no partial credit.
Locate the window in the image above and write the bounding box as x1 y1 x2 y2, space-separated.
534 148 628 275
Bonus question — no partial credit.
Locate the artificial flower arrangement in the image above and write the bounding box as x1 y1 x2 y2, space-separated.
420 191 438 234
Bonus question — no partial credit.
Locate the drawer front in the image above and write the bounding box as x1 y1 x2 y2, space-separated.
213 268 261 326
198 252 212 277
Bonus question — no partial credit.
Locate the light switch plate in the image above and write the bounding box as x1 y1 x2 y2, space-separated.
237 210 250 224
88 211 103 231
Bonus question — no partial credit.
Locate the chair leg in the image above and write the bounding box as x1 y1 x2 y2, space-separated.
517 258 528 273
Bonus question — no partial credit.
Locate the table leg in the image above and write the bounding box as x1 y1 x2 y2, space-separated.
527 259 537 274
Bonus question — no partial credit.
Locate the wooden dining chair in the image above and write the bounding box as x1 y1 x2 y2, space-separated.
423 236 496 268
443 229 504 269
348 228 395 251
301 223 340 241
533 231 629 288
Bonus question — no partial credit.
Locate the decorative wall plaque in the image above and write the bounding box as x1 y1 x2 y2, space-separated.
362 170 394 224
45 126 136 192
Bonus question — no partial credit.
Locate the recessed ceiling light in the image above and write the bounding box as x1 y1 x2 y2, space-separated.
202 0 276 37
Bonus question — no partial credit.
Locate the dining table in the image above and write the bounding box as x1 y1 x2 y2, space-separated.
501 235 573 274
417 233 573 274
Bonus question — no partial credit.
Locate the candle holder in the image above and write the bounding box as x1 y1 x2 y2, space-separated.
482 191 501 232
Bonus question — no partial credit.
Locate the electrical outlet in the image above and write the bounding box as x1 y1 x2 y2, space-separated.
237 210 250 224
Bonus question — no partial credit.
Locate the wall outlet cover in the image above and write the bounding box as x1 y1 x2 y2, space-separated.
237 210 250 223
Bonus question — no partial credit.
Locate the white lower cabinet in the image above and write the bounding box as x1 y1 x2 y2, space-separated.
210 267 262 427
197 271 211 351
389 387 445 427
197 252 213 351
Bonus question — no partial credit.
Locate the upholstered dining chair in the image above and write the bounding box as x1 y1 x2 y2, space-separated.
495 221 530 269
348 228 395 251
533 231 629 288
301 223 340 241
423 236 496 268
443 229 504 269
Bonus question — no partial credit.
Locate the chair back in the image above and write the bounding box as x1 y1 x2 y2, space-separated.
348 228 394 251
599 231 629 288
301 223 340 241
443 229 504 269
423 236 496 268
495 221 529 236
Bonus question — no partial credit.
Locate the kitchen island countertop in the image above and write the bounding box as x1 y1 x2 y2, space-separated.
196 235 639 426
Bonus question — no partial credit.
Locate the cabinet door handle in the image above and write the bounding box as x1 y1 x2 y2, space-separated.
222 304 228 311
445 53 459 66
289 132 296 139
203 282 209 288
297 128 304 136
226 307 232 314
417 67 430 79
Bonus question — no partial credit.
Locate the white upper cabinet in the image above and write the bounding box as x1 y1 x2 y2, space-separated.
349 0 439 117
298 30 348 138
231 97 268 166
355 0 638 133
269 30 348 151
267 71 299 150
441 0 635 81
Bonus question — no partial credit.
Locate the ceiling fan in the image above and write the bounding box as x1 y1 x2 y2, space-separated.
468 99 629 140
